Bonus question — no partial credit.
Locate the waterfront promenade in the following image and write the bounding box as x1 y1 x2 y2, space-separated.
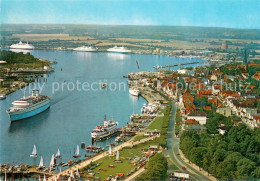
48 134 159 180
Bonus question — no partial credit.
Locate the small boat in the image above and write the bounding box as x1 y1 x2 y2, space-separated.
49 154 55 168
115 136 121 142
76 168 80 178
61 162 68 167
73 145 81 158
39 156 45 168
55 149 61 158
30 144 37 157
101 83 107 88
0 94 6 100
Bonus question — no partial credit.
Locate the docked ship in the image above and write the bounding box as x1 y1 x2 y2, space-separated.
107 46 131 53
10 41 35 50
73 46 98 52
129 88 140 97
7 90 50 122
91 116 119 138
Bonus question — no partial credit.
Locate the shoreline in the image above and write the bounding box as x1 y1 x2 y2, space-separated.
0 56 54 96
0 82 169 180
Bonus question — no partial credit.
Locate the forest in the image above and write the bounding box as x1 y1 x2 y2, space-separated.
180 124 260 179
0 50 38 64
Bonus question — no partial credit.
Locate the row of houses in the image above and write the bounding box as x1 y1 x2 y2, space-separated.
155 65 259 129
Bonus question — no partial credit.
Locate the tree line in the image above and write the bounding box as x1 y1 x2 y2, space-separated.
0 50 38 64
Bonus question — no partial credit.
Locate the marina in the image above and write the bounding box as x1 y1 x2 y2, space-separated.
0 50 203 173
153 61 200 69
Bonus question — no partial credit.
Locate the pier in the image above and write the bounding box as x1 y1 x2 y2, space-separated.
153 61 199 69
91 129 122 143
0 165 55 179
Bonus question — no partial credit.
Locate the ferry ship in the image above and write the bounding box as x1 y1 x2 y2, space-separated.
10 41 35 50
73 46 98 52
91 116 119 138
7 90 50 122
129 88 140 97
107 46 131 53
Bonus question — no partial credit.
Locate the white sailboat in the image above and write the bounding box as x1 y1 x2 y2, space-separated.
73 145 80 158
30 144 37 157
70 170 75 178
116 150 120 160
43 174 46 181
49 154 55 168
76 168 80 178
108 144 112 155
39 156 44 168
55 149 61 158
4 170 7 181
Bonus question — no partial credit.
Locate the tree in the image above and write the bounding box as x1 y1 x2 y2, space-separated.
190 147 208 167
237 158 256 178
137 153 168 181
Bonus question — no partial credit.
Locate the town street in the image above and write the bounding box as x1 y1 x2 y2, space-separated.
164 102 214 181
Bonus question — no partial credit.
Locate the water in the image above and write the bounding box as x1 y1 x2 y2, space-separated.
0 50 204 166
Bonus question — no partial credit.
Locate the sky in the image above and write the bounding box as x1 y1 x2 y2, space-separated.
0 0 260 29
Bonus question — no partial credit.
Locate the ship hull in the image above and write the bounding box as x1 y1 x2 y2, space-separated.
107 50 131 53
10 47 34 50
9 102 50 122
129 90 140 97
74 49 97 52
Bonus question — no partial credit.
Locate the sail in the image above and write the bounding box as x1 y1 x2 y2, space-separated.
49 154 55 167
32 144 37 155
70 170 74 178
56 149 61 157
4 170 7 181
43 175 46 181
109 145 112 155
76 168 80 178
39 156 44 167
116 150 119 160
38 176 41 181
75 145 80 156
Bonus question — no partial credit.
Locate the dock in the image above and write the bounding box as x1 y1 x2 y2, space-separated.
92 129 122 143
153 61 199 69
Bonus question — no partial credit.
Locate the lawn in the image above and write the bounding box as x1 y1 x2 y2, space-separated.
133 135 146 142
83 146 145 180
147 106 169 131
88 156 136 180
147 116 164 131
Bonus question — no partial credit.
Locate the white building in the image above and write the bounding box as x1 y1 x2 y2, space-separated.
187 110 207 125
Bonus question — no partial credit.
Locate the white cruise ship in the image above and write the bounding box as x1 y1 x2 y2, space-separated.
73 46 98 52
91 116 119 138
107 46 131 53
7 90 50 122
10 41 35 50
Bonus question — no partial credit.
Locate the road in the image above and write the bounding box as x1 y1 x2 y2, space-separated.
163 102 214 181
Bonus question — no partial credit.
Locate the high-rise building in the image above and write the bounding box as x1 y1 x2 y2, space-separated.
221 42 228 50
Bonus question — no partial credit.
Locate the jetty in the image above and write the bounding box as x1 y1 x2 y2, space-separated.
153 61 199 69
91 129 122 143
